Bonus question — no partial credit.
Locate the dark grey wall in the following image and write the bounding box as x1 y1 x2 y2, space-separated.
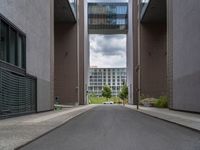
168 0 200 112
0 0 54 112
140 23 167 98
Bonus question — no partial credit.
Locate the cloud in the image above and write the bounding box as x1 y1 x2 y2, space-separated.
90 34 127 68
90 34 126 56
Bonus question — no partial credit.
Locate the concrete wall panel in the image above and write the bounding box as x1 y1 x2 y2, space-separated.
54 23 78 105
168 0 200 112
140 23 167 98
0 0 54 112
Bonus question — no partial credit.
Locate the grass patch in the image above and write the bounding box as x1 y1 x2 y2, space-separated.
89 96 128 104
89 97 108 104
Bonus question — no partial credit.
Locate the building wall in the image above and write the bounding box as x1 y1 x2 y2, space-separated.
0 0 54 112
88 68 127 97
54 23 78 105
79 0 89 105
140 23 167 98
54 0 88 105
168 0 200 112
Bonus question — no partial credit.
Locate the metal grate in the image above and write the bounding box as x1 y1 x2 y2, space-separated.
0 68 36 119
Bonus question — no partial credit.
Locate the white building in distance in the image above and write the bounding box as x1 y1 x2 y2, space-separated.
88 68 127 96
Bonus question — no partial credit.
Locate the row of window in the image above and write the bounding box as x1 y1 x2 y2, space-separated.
0 18 26 69
90 75 126 78
89 79 125 83
90 68 126 72
89 83 123 86
88 86 122 90
88 4 128 15
90 72 126 76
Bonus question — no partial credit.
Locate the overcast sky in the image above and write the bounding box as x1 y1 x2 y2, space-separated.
90 34 127 68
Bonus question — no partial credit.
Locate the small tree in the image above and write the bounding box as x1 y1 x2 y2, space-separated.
102 85 112 101
119 84 128 105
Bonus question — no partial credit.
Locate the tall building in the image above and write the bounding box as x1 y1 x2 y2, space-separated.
128 0 200 113
0 0 200 119
88 68 127 96
0 0 89 118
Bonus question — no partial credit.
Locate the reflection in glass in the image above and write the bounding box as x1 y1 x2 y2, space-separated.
18 35 22 68
0 21 8 61
9 29 17 65
88 3 128 34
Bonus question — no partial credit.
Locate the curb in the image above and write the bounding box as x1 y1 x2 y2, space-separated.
125 106 200 133
15 106 96 150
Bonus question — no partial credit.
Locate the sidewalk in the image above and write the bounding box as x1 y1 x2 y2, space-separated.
0 105 97 150
126 105 200 132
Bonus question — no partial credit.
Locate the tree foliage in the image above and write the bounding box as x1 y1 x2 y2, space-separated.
119 84 128 100
102 85 112 100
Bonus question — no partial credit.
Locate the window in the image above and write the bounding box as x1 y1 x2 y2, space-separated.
9 28 17 65
0 17 26 69
0 21 8 62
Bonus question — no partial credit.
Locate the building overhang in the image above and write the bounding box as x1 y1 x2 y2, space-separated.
89 25 128 34
141 0 166 23
88 3 128 34
54 0 76 23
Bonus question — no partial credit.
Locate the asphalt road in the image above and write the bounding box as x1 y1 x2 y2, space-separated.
19 105 200 150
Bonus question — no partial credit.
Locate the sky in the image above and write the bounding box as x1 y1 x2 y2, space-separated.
90 34 127 68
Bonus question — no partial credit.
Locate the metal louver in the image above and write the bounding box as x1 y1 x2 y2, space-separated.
0 68 36 119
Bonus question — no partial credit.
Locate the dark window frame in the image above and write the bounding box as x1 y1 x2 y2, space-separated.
0 13 26 75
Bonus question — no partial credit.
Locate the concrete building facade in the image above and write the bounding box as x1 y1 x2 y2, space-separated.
0 0 89 118
88 68 127 96
0 0 54 118
129 0 200 113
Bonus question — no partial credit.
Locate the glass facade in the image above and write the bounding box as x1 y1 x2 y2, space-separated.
0 18 26 69
0 21 8 62
88 3 128 34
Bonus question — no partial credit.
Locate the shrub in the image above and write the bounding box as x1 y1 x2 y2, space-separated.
153 96 168 108
111 97 122 104
139 98 158 107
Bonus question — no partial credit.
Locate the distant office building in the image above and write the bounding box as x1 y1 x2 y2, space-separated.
88 68 127 96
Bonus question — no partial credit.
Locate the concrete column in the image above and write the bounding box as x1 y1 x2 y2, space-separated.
167 0 200 112
127 0 134 104
78 0 89 105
